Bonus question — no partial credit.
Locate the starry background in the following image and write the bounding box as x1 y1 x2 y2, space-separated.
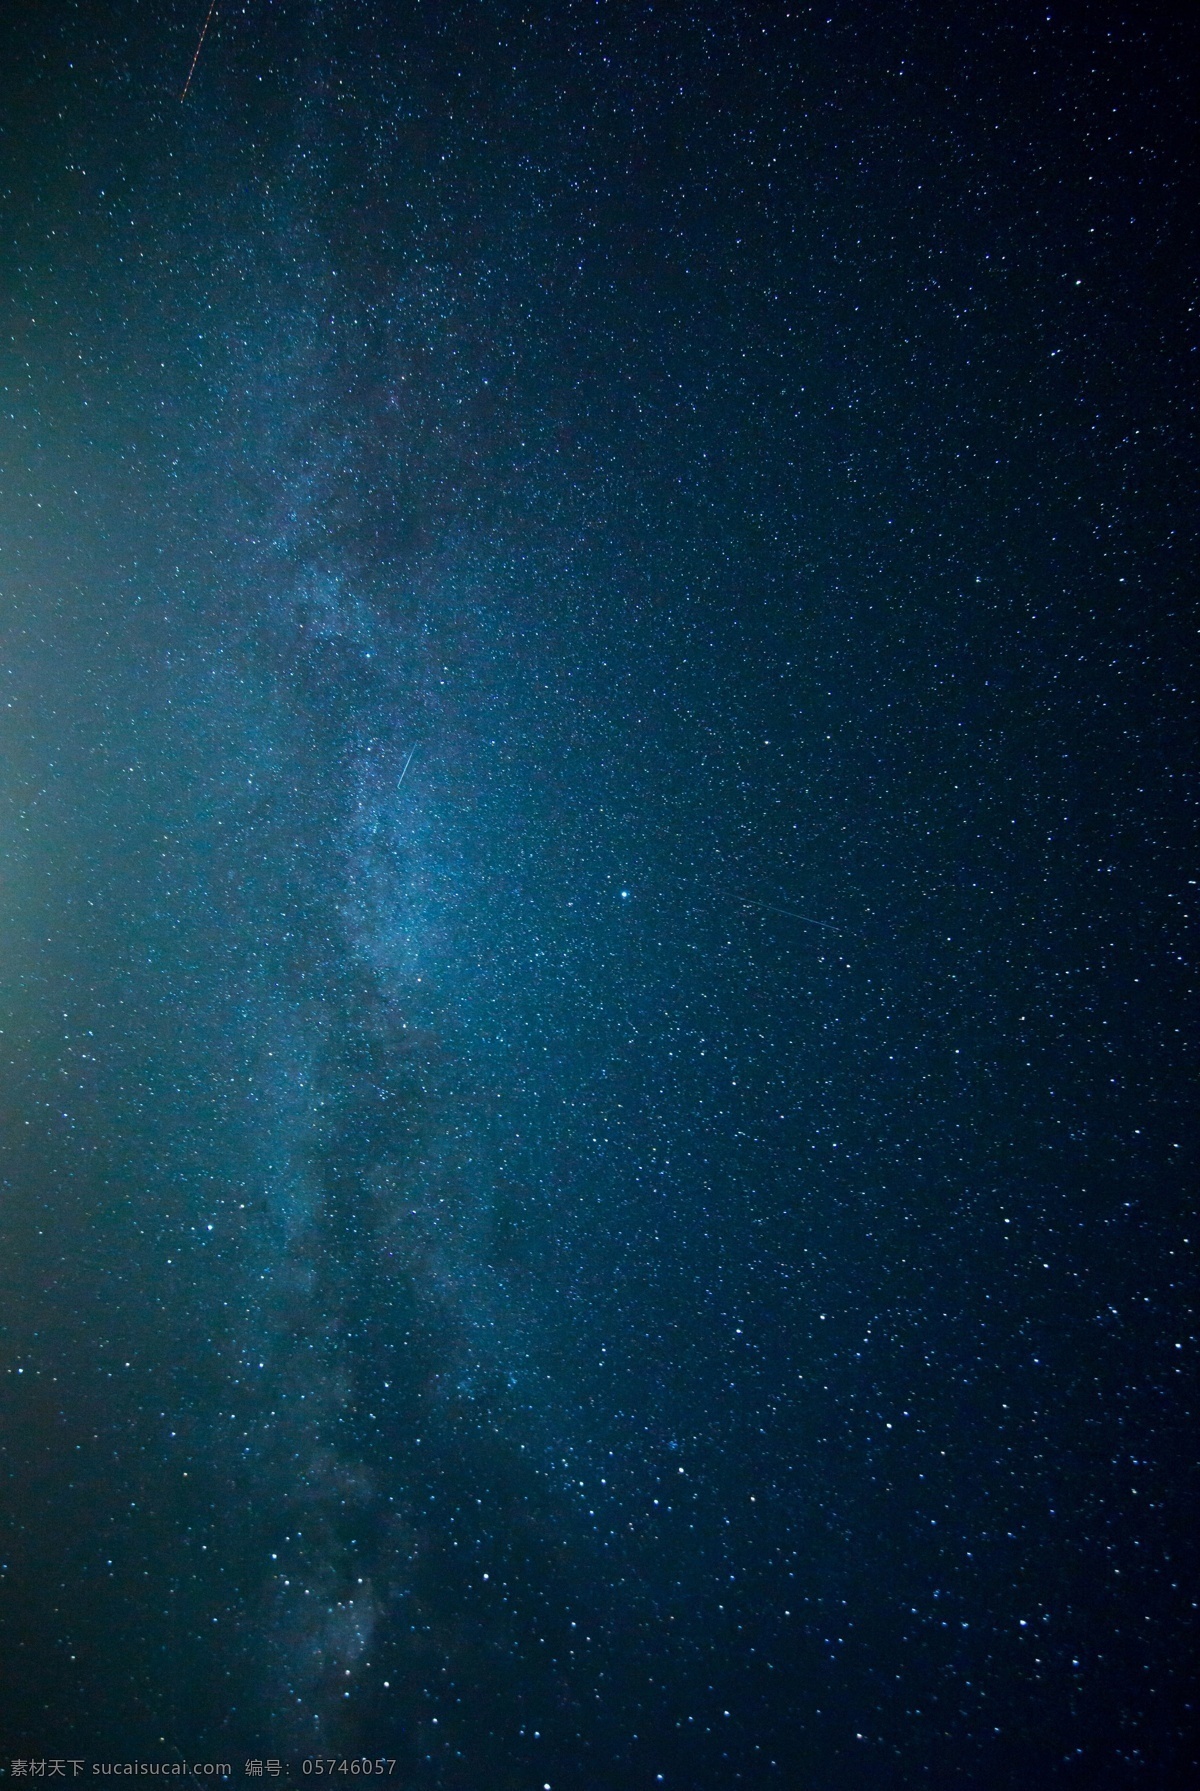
0 0 1196 1784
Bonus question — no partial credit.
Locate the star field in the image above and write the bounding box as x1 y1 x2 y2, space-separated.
0 1 1195 1785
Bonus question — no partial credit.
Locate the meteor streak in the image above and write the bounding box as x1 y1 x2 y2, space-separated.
733 895 846 932
180 0 218 101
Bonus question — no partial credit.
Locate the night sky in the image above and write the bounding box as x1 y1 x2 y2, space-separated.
0 1 1196 1784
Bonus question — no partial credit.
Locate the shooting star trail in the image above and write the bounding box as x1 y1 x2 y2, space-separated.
397 745 417 788
730 894 857 935
180 0 219 101
651 867 865 938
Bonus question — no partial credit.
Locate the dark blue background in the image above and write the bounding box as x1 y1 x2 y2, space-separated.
0 1 1195 1783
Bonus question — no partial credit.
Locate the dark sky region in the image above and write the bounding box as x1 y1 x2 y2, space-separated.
0 1 1195 1785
